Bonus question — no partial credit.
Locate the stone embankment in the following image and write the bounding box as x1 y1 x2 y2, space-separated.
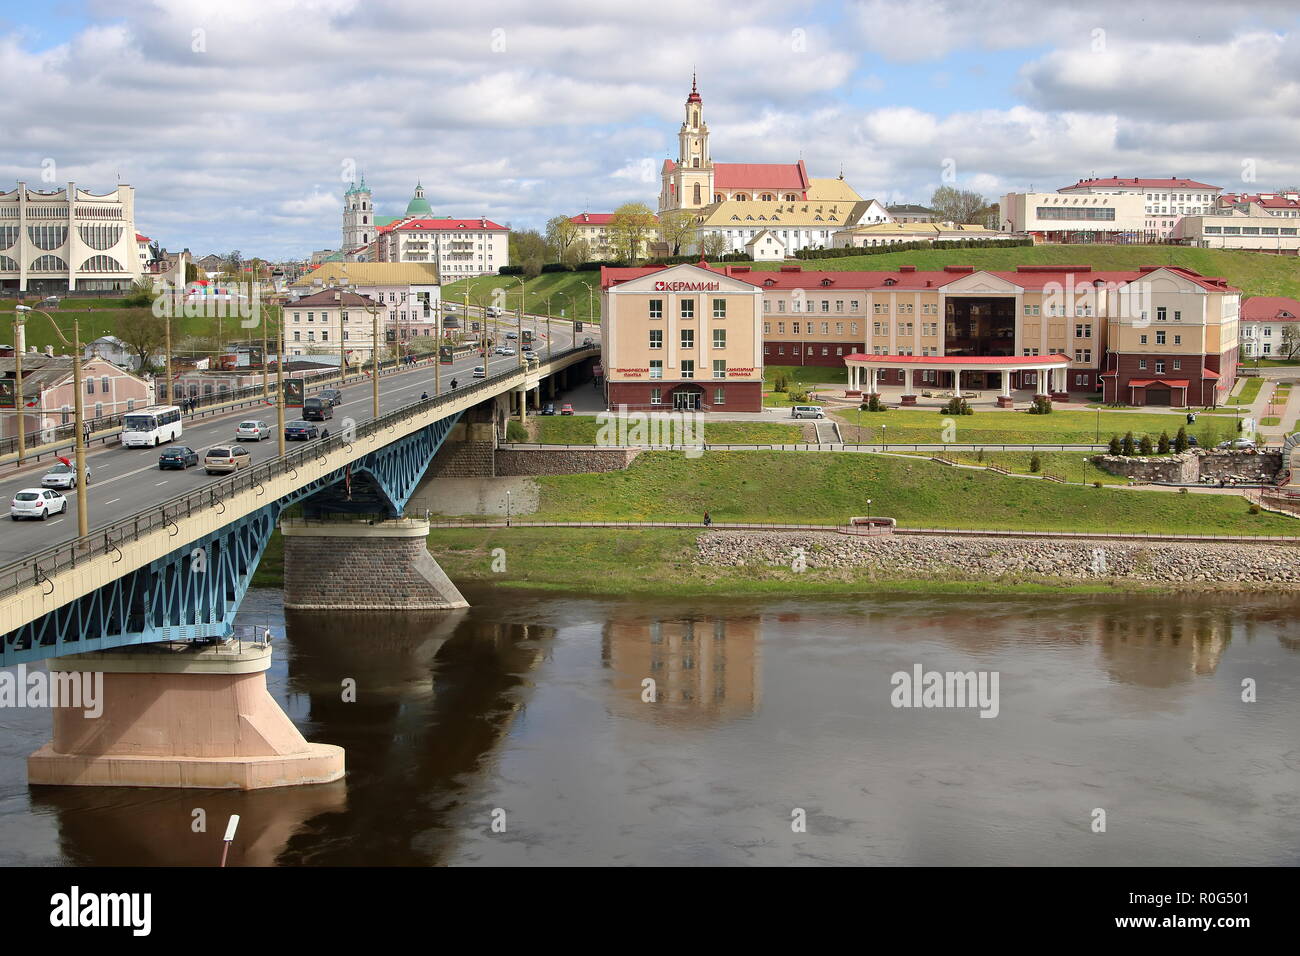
695 530 1300 586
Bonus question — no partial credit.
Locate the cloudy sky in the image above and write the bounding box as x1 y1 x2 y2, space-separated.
3 0 1298 259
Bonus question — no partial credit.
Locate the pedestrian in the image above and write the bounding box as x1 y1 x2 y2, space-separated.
703 511 712 527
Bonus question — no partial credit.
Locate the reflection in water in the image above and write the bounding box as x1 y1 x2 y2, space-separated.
9 589 1300 866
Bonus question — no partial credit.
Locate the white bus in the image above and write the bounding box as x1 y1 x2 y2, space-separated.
121 405 183 448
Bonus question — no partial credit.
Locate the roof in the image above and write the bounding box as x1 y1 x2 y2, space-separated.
1220 193 1300 210
886 204 937 215
843 353 1071 367
135 233 150 242
838 222 999 236
1059 177 1221 191
569 212 659 226
287 289 381 307
694 198 862 229
602 262 1240 294
1240 296 1300 322
388 217 508 232
289 262 440 289
714 160 809 191
806 178 863 202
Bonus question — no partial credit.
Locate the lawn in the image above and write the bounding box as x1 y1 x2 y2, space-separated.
526 450 1295 535
531 414 805 444
764 364 848 385
1261 417 1282 427
1228 377 1265 405
830 407 1233 446
3 299 267 356
901 450 1131 485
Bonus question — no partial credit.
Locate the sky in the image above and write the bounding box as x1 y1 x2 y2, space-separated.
2 0 1298 259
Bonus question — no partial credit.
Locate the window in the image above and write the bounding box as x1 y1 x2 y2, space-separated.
307 312 314 322
86 380 94 394
714 387 725 405
713 329 726 349
650 387 661 405
1172 360 1181 370
792 322 801 334
1075 349 1092 363
1155 330 1166 345
1173 310 1181 321
1138 359 1147 370
777 322 785 333
322 331 329 341
649 360 663 379
680 299 695 320
681 329 695 350
100 376 109 392
1173 335 1181 345
649 299 663 319
763 322 771 334
1155 360 1165 374
778 301 786 312
1075 324 1091 338
1140 334 1148 344
712 298 726 319
713 359 726 379
293 330 301 341
293 313 301 322
680 360 695 379
648 330 662 349
1157 307 1167 322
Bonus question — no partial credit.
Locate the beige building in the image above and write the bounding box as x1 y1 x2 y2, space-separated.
1057 177 1221 237
834 221 1015 248
1175 204 1300 252
567 212 657 261
284 289 387 362
1000 191 1149 241
694 197 889 257
599 262 765 411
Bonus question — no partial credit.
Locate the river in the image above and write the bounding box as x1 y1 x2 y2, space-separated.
1 587 1297 866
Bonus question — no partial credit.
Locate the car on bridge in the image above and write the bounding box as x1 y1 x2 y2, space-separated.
505 331 517 339
41 461 91 490
204 445 252 475
495 347 515 356
302 397 334 422
472 366 486 378
11 488 67 521
236 420 273 441
159 446 200 470
319 389 344 406
284 420 320 441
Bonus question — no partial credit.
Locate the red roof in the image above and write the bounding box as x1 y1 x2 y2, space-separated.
393 217 508 231
843 354 1071 367
714 160 809 191
135 233 150 242
1241 296 1300 322
569 212 658 226
601 263 1240 294
1127 379 1157 387
1220 193 1300 209
1129 379 1191 388
1060 177 1220 191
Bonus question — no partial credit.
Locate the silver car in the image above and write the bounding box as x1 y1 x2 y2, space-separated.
11 488 68 521
41 461 91 489
236 420 272 441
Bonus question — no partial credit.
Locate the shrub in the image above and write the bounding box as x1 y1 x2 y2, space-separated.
1108 434 1122 456
865 393 887 412
790 389 809 402
1158 431 1170 454
1174 426 1188 453
1029 454 1041 473
1139 434 1154 456
1121 431 1136 456
1179 487 1190 495
1093 481 1102 488
506 420 528 442
1249 503 1261 514
1027 396 1053 415
772 371 790 393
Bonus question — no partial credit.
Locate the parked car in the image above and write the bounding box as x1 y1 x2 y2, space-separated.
494 347 513 355
1218 438 1256 450
560 403 575 415
236 420 272 441
542 402 557 416
582 337 594 347
505 331 518 339
284 420 319 441
319 388 343 406
204 445 252 475
791 405 825 419
11 488 67 521
41 461 90 489
302 397 334 421
159 446 200 470
487 306 503 317
472 366 486 378
1186 435 1199 447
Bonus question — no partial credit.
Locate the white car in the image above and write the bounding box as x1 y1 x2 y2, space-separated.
41 461 91 489
472 366 486 378
494 346 515 355
11 488 68 521
236 420 272 441
486 306 503 317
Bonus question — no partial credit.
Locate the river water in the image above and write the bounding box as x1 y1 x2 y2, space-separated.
1 587 1297 866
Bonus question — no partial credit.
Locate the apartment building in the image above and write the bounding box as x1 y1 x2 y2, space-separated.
1238 297 1300 359
601 262 1240 409
289 262 443 348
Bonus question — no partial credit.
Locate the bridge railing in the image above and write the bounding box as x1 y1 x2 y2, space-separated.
0 346 596 599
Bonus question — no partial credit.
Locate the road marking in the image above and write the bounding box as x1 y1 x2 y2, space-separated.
155 480 168 486
104 498 120 504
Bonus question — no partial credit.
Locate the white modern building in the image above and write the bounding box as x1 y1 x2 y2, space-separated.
0 182 144 294
1057 177 1222 238
1238 297 1300 359
1002 177 1223 242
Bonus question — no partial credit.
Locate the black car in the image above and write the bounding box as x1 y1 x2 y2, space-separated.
302 397 334 421
319 388 343 406
284 420 319 441
158 446 199 470
541 402 557 415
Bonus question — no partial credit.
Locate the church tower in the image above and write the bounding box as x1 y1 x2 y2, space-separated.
660 75 714 213
343 175 372 256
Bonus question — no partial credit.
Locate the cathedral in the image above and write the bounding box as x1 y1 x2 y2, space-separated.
658 76 862 214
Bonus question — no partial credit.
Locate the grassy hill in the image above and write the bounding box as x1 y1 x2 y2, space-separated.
443 245 1300 325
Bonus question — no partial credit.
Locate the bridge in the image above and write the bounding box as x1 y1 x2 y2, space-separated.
1 341 598 790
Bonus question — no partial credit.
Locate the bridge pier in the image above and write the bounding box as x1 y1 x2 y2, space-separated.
281 516 468 611
28 640 345 790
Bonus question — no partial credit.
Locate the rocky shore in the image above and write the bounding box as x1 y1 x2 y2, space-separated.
695 530 1300 586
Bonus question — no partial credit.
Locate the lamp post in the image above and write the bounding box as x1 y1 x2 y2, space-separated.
506 489 511 527
16 306 88 536
274 302 286 457
11 312 24 464
368 295 381 420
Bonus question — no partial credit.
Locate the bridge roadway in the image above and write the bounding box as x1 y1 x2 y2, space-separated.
0 314 588 566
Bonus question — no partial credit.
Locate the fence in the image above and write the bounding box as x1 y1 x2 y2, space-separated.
0 345 594 598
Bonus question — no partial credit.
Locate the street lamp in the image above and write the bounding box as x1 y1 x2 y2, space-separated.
16 305 88 536
273 301 286 457
506 489 511 527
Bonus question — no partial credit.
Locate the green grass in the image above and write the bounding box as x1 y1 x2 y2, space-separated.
2 300 266 357
532 414 804 444
904 450 1131 485
830 407 1232 446
764 364 848 385
1229 377 1265 405
1261 417 1282 427
526 450 1295 535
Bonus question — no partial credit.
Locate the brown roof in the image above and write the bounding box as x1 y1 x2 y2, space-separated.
288 288 381 308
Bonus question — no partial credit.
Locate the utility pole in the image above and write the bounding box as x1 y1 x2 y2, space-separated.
276 304 286 457
371 299 380 420
12 312 24 464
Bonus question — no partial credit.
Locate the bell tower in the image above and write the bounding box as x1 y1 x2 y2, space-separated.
342 174 372 256
662 74 714 212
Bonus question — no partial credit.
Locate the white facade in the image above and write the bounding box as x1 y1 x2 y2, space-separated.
0 182 144 293
699 198 893 257
746 229 787 261
1054 178 1222 238
377 220 508 278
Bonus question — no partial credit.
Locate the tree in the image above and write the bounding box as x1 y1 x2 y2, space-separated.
1122 431 1136 456
608 202 657 263
658 209 697 256
565 238 591 266
1139 434 1154 456
116 310 169 372
698 231 729 260
1174 426 1188 453
1158 431 1171 454
1280 324 1300 360
545 216 578 261
509 229 548 277
929 186 989 225
1108 434 1122 456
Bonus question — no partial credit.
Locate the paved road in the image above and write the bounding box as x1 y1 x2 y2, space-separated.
0 315 589 566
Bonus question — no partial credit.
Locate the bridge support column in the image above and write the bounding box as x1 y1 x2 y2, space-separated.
282 516 468 611
28 640 344 790
517 386 528 423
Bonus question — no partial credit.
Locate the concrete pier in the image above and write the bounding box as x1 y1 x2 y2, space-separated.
28 639 345 790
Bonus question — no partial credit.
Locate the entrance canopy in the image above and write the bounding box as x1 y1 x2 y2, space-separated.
843 353 1071 398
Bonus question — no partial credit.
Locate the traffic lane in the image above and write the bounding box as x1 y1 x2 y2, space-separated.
0 334 589 561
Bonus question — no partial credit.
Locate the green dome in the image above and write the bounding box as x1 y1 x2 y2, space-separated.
405 181 433 217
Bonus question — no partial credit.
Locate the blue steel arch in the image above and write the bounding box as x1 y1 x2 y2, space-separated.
2 412 462 665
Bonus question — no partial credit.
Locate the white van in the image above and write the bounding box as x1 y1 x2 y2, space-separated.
791 405 824 419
